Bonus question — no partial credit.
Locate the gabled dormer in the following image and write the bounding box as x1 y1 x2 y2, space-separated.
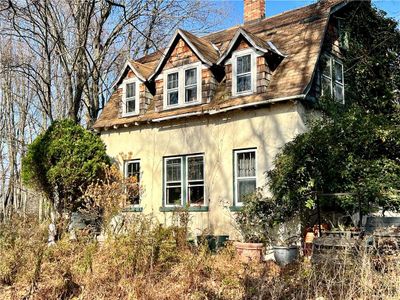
149 29 220 111
217 27 284 98
112 60 154 117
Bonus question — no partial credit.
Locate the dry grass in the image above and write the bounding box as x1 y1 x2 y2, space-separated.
1 217 400 300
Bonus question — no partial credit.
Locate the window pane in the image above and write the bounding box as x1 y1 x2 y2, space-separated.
185 68 197 86
127 162 140 182
237 55 251 74
167 72 178 89
334 61 343 84
126 99 136 113
188 156 204 180
334 84 344 103
238 179 256 203
126 82 135 98
185 87 197 103
322 57 331 78
166 159 181 182
237 151 256 177
321 76 332 96
189 185 204 205
168 91 178 105
126 161 140 206
166 186 181 205
237 74 251 93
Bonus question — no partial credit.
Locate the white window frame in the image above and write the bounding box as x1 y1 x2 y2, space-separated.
164 156 184 207
186 154 205 207
163 62 202 109
231 48 257 97
122 78 140 117
124 159 141 206
234 149 257 206
321 55 345 104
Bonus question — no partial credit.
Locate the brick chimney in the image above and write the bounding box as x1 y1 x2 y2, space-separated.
244 0 265 24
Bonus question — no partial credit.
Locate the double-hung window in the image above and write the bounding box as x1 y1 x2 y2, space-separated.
122 79 139 116
187 156 205 205
125 160 141 205
164 154 205 207
232 49 256 96
234 149 257 206
164 63 201 108
167 72 179 106
321 55 345 103
185 68 198 103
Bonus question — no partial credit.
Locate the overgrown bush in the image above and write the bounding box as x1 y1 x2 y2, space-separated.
2 216 400 299
21 119 110 212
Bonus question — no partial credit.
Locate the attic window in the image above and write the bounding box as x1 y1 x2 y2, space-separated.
232 49 257 97
163 62 202 109
122 78 140 116
167 72 179 105
321 55 345 103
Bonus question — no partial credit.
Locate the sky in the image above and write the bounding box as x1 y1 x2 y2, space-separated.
212 0 400 29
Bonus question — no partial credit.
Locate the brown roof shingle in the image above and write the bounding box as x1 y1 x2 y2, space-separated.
94 0 348 129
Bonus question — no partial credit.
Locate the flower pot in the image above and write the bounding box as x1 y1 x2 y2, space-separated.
273 245 299 266
234 242 264 263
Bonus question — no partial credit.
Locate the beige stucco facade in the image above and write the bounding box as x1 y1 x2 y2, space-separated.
100 101 307 239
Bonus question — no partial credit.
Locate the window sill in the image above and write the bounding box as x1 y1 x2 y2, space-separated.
121 112 139 118
122 206 143 212
160 206 209 212
162 101 202 111
229 206 243 212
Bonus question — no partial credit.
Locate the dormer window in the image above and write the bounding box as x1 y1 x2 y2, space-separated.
163 62 201 109
122 78 140 116
232 49 257 97
321 55 345 103
185 68 198 103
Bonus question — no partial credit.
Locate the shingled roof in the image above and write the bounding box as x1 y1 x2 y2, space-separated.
94 0 349 130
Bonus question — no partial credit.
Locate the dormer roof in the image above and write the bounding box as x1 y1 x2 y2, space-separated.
217 27 284 64
149 29 220 80
112 59 155 89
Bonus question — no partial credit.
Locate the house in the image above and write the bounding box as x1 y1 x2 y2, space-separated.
93 0 350 238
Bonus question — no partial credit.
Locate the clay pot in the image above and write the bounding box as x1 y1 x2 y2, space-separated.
234 242 264 263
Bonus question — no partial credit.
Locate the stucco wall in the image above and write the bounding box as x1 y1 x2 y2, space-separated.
100 101 306 239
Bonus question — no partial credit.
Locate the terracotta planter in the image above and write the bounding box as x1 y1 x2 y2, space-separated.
234 242 264 263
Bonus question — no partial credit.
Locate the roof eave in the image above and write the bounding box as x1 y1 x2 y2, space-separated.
111 60 146 90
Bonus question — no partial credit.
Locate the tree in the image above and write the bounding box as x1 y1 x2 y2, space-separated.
262 3 400 223
343 2 400 114
21 119 110 213
267 108 400 220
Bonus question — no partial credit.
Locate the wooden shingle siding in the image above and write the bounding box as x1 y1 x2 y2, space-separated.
164 38 201 70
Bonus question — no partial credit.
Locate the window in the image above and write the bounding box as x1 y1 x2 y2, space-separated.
122 79 139 116
234 149 257 205
185 68 197 103
236 54 252 93
125 160 141 205
187 156 204 205
164 154 205 207
232 50 256 96
167 72 179 106
321 55 344 103
165 157 183 206
163 63 201 108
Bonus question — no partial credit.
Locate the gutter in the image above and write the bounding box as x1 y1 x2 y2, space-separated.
208 94 305 115
152 111 204 122
112 94 305 127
